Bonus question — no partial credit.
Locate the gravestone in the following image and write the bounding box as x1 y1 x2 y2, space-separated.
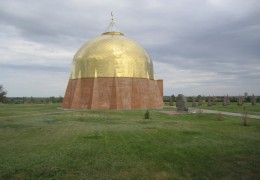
223 96 230 106
207 97 212 106
237 96 243 106
198 98 203 106
226 96 230 105
169 96 173 106
192 97 197 107
212 97 216 105
222 97 227 106
176 94 189 111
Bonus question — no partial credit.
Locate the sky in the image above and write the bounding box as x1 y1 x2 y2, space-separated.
1 0 260 97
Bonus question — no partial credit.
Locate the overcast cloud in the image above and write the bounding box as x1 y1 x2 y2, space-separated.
0 0 260 97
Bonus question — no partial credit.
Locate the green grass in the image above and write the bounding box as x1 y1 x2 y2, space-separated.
0 103 65 117
0 104 260 179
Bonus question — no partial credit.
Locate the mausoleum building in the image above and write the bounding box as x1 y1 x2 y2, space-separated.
62 17 163 110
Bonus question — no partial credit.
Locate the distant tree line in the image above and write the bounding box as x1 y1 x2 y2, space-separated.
0 84 64 104
5 96 64 104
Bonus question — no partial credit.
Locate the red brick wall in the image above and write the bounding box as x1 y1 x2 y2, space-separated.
62 77 164 110
157 79 163 97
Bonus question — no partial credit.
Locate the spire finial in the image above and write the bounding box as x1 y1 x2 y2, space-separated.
102 11 124 35
111 11 114 23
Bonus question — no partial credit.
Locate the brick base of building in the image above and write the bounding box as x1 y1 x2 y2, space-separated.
62 77 163 110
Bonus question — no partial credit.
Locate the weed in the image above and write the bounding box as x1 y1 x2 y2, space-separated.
241 106 248 126
216 113 223 121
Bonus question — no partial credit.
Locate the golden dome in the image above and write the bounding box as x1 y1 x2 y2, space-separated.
70 21 155 80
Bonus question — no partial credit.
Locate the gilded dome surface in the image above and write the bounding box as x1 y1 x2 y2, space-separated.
70 31 155 80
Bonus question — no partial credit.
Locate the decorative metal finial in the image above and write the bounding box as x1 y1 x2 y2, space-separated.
102 11 123 35
111 11 114 22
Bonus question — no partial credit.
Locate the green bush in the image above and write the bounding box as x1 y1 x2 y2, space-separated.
144 110 150 119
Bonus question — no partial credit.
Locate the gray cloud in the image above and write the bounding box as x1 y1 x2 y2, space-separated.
0 0 260 96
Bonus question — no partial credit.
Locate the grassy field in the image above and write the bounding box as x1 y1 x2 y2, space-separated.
0 103 260 179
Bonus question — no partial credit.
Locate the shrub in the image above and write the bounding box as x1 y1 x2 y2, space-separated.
144 110 150 119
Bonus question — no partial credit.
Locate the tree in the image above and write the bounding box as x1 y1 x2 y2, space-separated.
171 94 176 101
30 96 34 103
245 96 251 102
49 96 55 103
58 96 63 103
0 85 7 103
257 96 260 103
